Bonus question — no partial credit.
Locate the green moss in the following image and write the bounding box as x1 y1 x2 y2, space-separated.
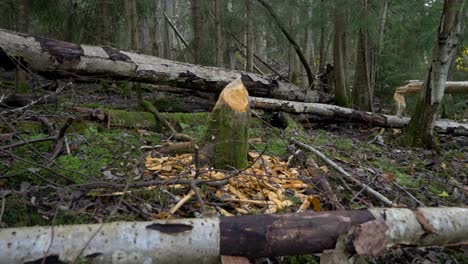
395 171 419 188
285 255 319 264
14 121 43 134
2 194 95 227
106 109 156 129
334 138 354 152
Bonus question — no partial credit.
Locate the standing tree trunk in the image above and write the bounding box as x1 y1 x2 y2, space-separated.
257 0 315 88
333 4 350 107
191 0 203 64
17 0 29 33
301 1 314 89
202 79 250 170
214 0 224 67
162 0 175 59
98 1 110 45
318 0 327 84
65 0 78 42
353 0 375 112
245 0 254 72
125 0 139 51
404 0 464 148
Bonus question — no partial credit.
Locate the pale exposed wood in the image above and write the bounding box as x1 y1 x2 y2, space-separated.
394 81 468 115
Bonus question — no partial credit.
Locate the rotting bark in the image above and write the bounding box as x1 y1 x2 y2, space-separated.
0 208 466 262
0 29 324 102
250 97 468 135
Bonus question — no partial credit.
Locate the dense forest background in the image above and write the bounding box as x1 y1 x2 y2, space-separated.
1 0 466 104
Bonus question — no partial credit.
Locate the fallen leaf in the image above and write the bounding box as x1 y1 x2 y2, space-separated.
438 191 449 197
319 166 329 173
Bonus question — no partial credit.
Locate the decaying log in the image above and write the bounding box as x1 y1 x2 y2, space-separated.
0 208 466 263
394 81 468 115
250 97 468 135
0 29 327 102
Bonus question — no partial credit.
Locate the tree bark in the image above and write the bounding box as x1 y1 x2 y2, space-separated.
250 97 468 135
0 29 323 102
214 0 224 67
353 0 375 112
245 0 254 72
201 79 250 169
333 4 350 107
0 208 466 262
394 81 468 115
125 0 139 51
191 0 203 64
17 0 29 33
162 0 175 59
257 0 315 88
404 0 464 148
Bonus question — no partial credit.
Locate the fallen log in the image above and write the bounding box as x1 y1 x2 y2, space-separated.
250 97 468 135
0 208 466 263
394 81 468 115
0 29 327 102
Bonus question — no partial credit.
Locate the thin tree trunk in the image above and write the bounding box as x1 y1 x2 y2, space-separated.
17 0 29 33
191 0 203 64
257 0 315 88
214 0 224 67
333 5 349 107
245 0 254 72
404 0 464 148
162 0 174 59
125 0 139 51
318 0 327 77
353 0 374 112
65 0 77 42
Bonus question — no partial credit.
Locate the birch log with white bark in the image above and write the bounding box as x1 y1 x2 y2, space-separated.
250 97 468 135
0 208 466 263
394 81 468 115
0 29 323 102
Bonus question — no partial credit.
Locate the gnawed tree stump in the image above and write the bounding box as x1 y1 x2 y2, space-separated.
201 79 250 170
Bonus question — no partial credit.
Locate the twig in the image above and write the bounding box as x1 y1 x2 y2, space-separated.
141 100 193 142
0 136 56 151
49 117 74 165
190 182 206 213
292 137 394 207
72 175 132 263
0 82 67 115
393 182 426 207
169 189 195 215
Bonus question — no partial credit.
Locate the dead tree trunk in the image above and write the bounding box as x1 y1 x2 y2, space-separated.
0 208 466 263
250 97 468 135
0 29 323 102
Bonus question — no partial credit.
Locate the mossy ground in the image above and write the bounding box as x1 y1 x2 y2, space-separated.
1 86 466 263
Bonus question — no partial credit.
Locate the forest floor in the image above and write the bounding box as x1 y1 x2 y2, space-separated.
0 83 467 263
